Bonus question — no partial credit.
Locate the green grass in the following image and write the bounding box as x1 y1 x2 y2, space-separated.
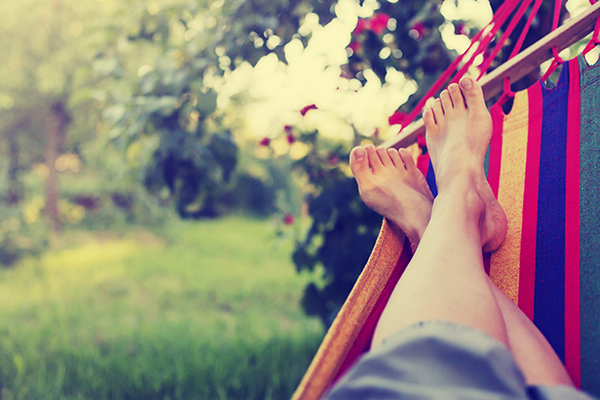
0 216 324 400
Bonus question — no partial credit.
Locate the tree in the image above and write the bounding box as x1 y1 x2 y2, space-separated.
0 0 175 264
108 0 340 218
0 0 125 229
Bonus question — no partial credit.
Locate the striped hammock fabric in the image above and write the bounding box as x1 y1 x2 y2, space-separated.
292 54 600 400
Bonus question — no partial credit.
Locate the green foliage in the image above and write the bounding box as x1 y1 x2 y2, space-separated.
0 0 120 164
347 0 451 114
110 0 338 218
228 148 303 218
295 178 383 326
230 173 278 217
0 206 47 267
281 128 384 326
0 217 323 399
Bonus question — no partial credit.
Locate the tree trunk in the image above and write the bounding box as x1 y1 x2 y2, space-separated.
5 120 25 205
45 101 70 231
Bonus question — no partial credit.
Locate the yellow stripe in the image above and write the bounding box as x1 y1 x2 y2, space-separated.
490 92 529 305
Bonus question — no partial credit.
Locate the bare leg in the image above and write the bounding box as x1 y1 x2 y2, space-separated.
490 284 573 386
349 77 572 387
368 77 509 347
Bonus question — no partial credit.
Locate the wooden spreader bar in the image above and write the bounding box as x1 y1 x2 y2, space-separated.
382 2 600 150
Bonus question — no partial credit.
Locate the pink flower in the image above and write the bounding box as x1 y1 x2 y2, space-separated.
300 104 317 116
287 133 296 144
348 41 361 53
409 21 426 40
284 213 295 225
259 137 270 146
388 111 407 126
353 18 368 35
370 13 390 35
454 21 468 36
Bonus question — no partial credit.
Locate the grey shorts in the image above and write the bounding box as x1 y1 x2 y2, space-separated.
323 320 597 400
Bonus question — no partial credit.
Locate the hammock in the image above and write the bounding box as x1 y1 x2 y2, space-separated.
292 2 600 399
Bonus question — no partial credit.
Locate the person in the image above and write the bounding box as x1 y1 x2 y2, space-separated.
323 77 597 400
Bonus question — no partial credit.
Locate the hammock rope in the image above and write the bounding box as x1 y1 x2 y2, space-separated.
380 1 600 150
396 0 524 131
541 0 567 81
582 14 600 55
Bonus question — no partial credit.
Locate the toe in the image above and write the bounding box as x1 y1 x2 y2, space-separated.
350 146 371 181
365 144 383 171
440 90 453 114
432 99 445 128
423 107 437 133
398 148 416 172
448 83 465 111
388 148 403 169
377 147 392 167
459 77 486 111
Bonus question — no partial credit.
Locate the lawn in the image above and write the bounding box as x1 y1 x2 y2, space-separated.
0 216 324 400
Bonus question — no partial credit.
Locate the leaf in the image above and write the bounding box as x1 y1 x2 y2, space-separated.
136 96 179 116
68 88 93 108
196 90 218 117
103 104 126 124
92 58 119 76
13 353 25 379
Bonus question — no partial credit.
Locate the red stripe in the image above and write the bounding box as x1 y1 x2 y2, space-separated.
417 152 429 177
518 84 542 321
488 106 504 200
564 60 581 387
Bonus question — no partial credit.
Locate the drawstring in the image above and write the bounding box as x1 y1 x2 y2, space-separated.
498 77 516 105
541 0 565 82
582 15 600 56
541 47 565 82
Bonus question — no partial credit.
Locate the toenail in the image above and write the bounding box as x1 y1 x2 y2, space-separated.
354 147 366 161
460 77 473 89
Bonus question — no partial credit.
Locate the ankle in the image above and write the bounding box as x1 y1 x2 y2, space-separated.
436 171 477 198
434 176 484 222
392 204 430 253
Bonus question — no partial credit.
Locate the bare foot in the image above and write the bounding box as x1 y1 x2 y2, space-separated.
423 77 507 252
350 144 434 252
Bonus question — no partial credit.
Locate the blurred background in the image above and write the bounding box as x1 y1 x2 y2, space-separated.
0 0 596 398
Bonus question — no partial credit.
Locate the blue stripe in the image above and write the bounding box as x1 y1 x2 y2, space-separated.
426 159 438 198
533 63 571 362
484 145 490 179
